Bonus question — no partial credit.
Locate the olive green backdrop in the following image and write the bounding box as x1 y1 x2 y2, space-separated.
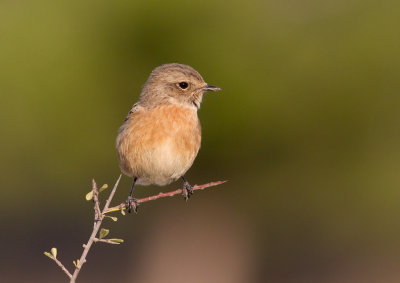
1 0 400 282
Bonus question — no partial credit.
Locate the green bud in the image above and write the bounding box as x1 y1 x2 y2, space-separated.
109 238 124 244
99 184 109 193
99 228 109 239
105 215 118 222
85 191 93 201
51 247 57 258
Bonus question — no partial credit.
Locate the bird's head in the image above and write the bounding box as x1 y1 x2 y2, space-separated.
140 63 221 109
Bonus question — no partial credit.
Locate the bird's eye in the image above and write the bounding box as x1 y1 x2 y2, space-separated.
178 82 189 89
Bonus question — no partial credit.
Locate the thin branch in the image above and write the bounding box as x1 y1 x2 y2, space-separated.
106 180 227 213
92 179 101 222
45 176 226 283
101 175 121 214
47 254 72 279
69 175 122 283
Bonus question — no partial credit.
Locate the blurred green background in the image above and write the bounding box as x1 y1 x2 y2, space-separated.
1 0 400 282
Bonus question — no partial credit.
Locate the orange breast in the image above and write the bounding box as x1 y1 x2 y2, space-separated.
116 105 201 185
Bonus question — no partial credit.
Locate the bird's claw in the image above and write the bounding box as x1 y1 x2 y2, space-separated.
125 196 139 213
182 181 194 201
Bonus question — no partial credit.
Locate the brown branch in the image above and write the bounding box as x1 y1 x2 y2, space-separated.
92 179 101 223
105 180 227 214
69 175 122 283
45 176 226 283
46 254 72 279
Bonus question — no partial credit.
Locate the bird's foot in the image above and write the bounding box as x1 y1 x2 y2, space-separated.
125 196 139 213
182 180 194 201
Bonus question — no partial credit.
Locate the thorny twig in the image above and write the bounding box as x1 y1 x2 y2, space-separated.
45 176 226 282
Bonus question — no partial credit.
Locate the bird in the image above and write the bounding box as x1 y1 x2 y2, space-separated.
116 63 221 212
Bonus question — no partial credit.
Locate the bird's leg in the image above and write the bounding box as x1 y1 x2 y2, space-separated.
125 177 139 213
181 176 194 201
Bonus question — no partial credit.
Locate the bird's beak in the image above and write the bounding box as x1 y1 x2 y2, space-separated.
202 84 221 92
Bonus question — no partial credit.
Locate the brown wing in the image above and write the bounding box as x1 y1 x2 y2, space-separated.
123 103 139 122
